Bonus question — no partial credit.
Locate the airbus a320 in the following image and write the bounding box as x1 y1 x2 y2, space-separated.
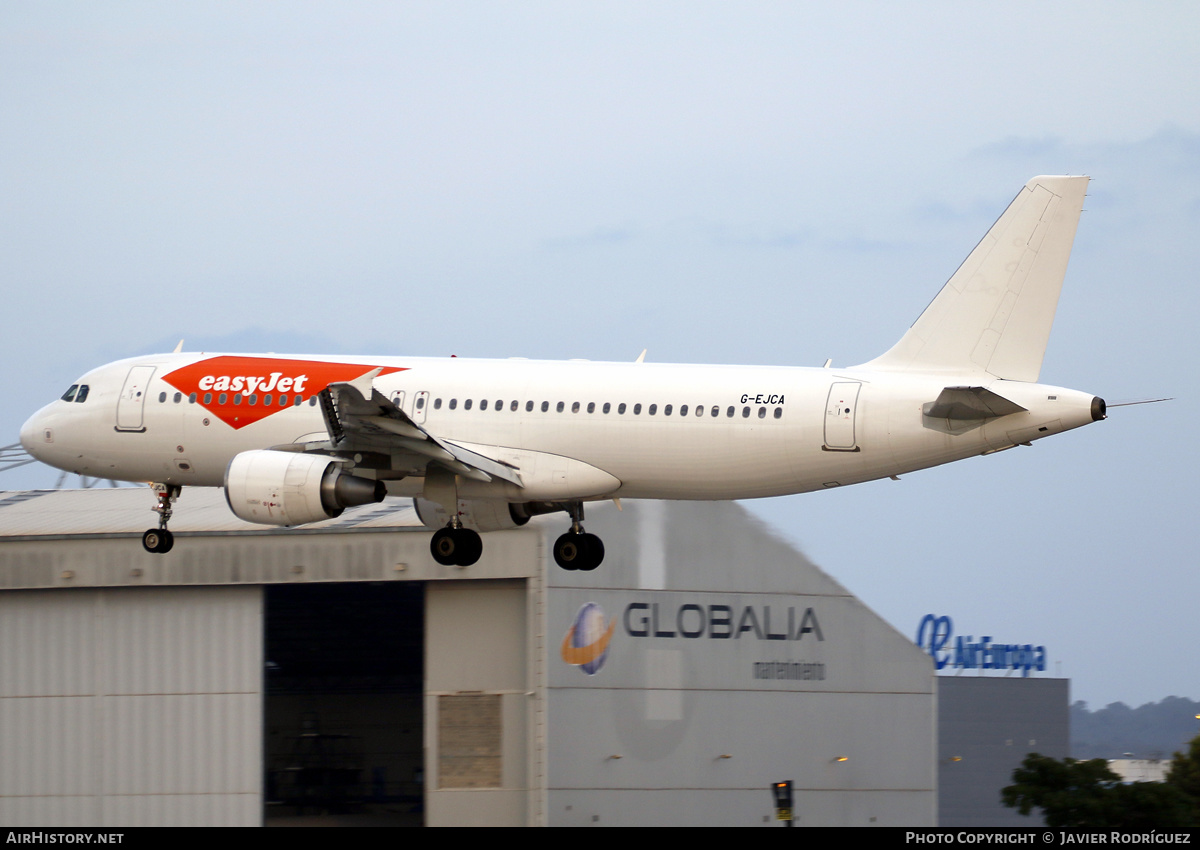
20 176 1106 571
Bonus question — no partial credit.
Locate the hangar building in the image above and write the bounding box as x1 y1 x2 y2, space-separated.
0 489 936 826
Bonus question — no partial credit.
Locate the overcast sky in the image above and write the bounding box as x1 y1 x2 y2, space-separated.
2 3 1197 715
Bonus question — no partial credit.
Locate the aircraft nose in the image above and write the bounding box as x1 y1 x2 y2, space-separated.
19 406 52 460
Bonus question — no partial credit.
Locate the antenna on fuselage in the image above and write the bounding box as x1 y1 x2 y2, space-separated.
172 340 184 353
635 349 647 364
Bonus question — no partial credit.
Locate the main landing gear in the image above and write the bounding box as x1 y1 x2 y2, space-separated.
427 502 606 572
142 484 180 554
552 503 604 572
430 523 483 567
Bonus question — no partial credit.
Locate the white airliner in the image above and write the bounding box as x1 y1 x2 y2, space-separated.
20 176 1106 570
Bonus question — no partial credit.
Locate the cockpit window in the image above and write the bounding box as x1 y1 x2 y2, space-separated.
61 385 78 402
75 385 89 403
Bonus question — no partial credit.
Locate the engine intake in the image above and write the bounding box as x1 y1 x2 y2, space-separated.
225 449 385 527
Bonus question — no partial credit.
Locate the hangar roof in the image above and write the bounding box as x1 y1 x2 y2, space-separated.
0 487 424 539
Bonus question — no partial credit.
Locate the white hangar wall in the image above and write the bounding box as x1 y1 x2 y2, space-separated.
0 586 262 826
544 501 937 827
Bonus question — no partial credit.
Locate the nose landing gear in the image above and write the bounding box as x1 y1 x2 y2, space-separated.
142 484 180 554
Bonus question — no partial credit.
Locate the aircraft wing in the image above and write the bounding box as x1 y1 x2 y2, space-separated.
298 368 524 486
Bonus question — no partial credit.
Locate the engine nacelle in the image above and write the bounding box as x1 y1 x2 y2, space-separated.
225 450 386 527
413 498 560 532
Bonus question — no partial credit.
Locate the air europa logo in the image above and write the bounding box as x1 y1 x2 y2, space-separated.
163 356 405 430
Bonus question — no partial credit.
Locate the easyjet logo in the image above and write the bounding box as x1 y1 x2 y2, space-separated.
163 356 405 430
197 372 309 395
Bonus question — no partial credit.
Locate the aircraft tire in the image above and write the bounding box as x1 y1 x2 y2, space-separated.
580 533 604 571
553 532 586 570
142 528 172 554
455 529 483 567
430 527 459 566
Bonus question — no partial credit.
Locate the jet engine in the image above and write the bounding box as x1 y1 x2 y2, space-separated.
225 449 386 527
413 498 564 532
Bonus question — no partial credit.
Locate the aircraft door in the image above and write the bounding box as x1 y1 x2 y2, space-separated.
413 391 429 424
116 365 156 432
823 382 861 451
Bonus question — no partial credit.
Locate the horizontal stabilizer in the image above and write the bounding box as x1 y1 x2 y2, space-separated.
922 386 1027 421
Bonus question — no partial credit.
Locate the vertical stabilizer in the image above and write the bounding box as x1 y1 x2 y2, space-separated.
861 175 1089 381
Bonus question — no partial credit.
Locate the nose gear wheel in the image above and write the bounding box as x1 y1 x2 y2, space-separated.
142 485 180 554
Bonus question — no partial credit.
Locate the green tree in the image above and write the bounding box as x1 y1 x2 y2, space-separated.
1166 732 1200 826
1002 753 1191 829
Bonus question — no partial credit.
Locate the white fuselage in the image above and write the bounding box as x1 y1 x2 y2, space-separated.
20 352 1102 505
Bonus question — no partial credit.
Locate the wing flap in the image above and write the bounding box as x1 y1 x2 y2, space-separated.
319 372 524 487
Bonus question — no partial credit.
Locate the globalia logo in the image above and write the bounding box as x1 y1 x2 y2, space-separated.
560 602 616 676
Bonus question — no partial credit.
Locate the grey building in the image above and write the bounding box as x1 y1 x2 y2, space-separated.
0 489 936 826
937 676 1069 827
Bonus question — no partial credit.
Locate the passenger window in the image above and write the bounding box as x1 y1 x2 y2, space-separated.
234 394 243 405
173 392 182 403
587 402 595 413
758 406 766 419
262 394 271 406
479 399 487 411
294 395 302 406
774 407 783 419
726 406 734 418
511 400 519 411
75 385 89 403
219 393 228 405
465 399 473 410
665 404 673 416
711 406 718 417
634 403 642 415
679 405 687 417
742 406 750 418
61 385 78 402
541 401 549 412
603 402 611 414
416 396 425 409
249 394 258 406
159 392 167 403
309 397 317 406
572 402 580 413
556 401 565 413
618 403 626 414
204 392 213 404
696 405 703 417
189 393 197 403
449 399 458 410
434 398 442 410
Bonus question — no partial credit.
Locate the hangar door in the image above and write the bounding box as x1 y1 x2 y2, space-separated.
0 587 263 827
